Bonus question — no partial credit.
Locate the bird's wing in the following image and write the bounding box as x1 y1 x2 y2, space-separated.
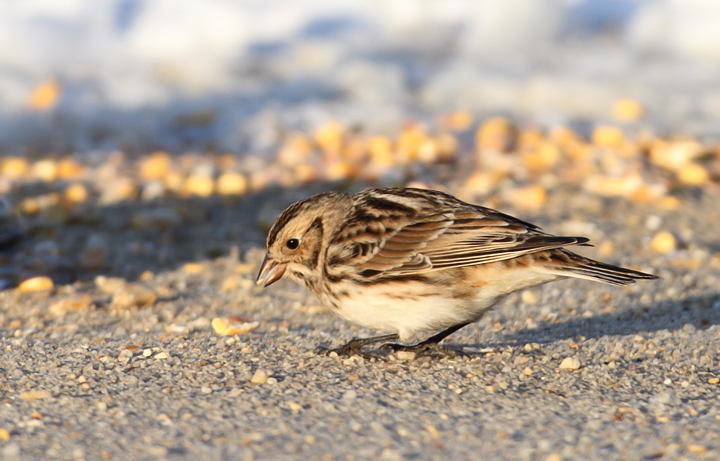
327 191 588 277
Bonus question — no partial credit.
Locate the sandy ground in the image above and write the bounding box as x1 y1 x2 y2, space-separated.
1 184 719 461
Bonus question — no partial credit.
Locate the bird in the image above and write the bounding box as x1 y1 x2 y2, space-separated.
256 187 658 357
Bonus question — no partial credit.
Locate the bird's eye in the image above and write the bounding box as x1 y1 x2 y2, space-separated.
286 238 299 250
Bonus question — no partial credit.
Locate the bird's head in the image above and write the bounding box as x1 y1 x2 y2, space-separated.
256 192 349 288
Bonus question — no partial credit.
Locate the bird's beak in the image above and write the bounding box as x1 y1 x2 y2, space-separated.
256 254 286 287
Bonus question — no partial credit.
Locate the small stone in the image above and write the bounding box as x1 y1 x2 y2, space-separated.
677 163 709 186
182 262 205 274
217 171 248 196
592 126 624 147
613 99 644 121
139 271 154 281
154 352 168 360
584 174 643 198
314 121 344 156
49 294 94 316
396 351 416 361
686 445 707 454
521 291 538 305
289 402 302 411
476 117 513 152
29 79 60 111
20 390 51 401
463 171 498 196
64 183 89 204
200 386 212 394
140 180 166 201
182 175 214 197
505 185 547 211
111 284 156 309
18 276 54 292
31 159 59 182
396 124 426 162
651 231 676 254
251 370 269 384
140 152 172 180
441 111 473 131
99 177 137 205
58 158 86 180
95 276 126 294
211 318 259 336
709 377 719 384
143 349 153 357
368 136 394 168
1 157 29 178
523 143 561 171
559 357 581 370
545 454 563 461
0 428 8 441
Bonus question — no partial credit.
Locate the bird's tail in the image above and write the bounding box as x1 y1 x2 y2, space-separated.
541 249 659 286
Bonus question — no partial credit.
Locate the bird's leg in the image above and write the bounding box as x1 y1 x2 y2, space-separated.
317 333 400 358
382 322 471 358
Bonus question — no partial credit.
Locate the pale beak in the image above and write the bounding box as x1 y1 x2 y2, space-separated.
256 254 287 287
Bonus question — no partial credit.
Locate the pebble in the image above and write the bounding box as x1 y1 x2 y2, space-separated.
476 117 513 152
200 386 212 394
505 185 547 211
95 276 126 294
521 291 538 305
559 357 581 370
28 79 60 111
251 370 269 384
18 276 54 292
111 284 156 309
314 121 344 155
99 177 137 204
395 351 416 361
217 171 248 196
140 152 172 180
1 157 29 178
651 231 676 254
613 99 644 121
687 445 707 454
31 159 58 182
20 390 52 401
677 163 709 186
49 294 94 316
154 352 168 360
592 126 624 147
64 183 89 204
182 262 205 274
182 175 214 197
0 429 8 442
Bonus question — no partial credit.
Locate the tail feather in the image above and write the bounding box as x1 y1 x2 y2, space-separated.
543 250 659 286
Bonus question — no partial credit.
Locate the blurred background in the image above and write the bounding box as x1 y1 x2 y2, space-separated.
2 0 720 155
1 0 719 290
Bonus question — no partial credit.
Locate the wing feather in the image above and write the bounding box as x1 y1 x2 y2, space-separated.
325 188 589 278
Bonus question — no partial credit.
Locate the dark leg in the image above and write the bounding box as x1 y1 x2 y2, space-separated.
316 333 400 358
382 322 472 358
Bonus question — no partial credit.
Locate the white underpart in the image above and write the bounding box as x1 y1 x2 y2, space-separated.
333 267 560 341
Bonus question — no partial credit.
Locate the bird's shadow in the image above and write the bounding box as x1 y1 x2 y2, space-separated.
455 292 720 352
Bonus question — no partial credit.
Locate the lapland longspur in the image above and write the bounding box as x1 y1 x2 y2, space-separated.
257 187 658 356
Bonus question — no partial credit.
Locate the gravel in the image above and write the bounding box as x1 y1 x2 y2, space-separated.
0 187 719 461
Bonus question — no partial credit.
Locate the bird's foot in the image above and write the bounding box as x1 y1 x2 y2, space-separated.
381 341 467 358
316 339 372 359
316 334 399 360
